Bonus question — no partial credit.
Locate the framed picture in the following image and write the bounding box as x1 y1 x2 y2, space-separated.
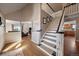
0 17 2 25
46 16 50 23
43 17 47 24
0 17 4 26
46 16 53 23
49 16 53 21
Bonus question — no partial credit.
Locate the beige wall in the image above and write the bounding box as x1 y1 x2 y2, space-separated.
21 4 34 21
41 10 53 36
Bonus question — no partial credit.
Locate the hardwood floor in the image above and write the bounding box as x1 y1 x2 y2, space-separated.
2 35 79 56
64 36 79 56
1 36 48 56
22 37 48 56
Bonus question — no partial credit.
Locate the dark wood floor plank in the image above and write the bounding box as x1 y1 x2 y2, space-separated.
64 36 79 56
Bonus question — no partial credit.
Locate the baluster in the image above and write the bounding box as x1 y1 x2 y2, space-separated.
72 4 77 14
68 5 71 15
64 7 68 16
78 4 79 13
56 34 60 56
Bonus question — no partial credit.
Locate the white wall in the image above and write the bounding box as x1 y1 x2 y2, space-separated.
21 4 41 44
6 20 21 32
19 4 41 44
31 4 41 44
0 11 5 52
6 23 12 33
5 32 21 43
0 26 4 52
5 20 21 43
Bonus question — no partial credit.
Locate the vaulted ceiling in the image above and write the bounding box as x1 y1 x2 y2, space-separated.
0 3 63 15
0 3 27 15
0 3 63 21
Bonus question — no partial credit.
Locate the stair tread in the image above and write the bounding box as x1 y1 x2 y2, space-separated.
41 43 57 52
43 38 56 42
40 44 54 55
43 39 57 45
45 33 57 36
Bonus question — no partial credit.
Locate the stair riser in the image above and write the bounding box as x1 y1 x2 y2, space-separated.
46 32 56 33
45 34 57 38
43 38 56 42
45 33 58 36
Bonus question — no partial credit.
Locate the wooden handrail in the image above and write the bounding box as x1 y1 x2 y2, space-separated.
57 3 77 33
64 3 76 8
56 8 65 33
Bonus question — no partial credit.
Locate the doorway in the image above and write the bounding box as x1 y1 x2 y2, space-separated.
21 21 32 39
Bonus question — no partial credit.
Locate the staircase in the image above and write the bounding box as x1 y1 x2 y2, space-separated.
37 10 64 56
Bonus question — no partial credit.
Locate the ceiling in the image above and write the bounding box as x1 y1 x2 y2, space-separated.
0 3 63 21
48 3 63 12
0 3 27 15
0 3 63 15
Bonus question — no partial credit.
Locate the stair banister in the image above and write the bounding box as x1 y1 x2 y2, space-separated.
56 7 65 33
